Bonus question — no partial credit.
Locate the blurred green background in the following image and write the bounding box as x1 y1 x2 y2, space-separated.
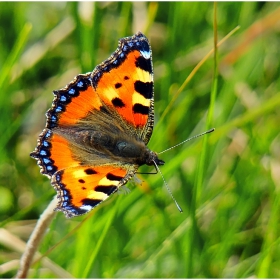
1 2 280 278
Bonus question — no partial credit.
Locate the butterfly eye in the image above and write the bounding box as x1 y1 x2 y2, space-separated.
116 141 126 152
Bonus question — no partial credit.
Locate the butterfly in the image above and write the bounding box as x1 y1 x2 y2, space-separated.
30 32 166 218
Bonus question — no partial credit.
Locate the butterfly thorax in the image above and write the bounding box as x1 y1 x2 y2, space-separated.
113 139 164 167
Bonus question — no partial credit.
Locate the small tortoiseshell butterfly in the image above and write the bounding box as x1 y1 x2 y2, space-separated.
31 32 166 218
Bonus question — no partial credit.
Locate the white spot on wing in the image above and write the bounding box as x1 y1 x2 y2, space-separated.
80 205 92 211
140 50 151 59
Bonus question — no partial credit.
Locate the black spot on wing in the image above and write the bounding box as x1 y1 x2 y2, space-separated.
85 168 97 175
133 103 150 115
135 56 152 73
112 97 125 108
106 173 123 181
115 83 122 89
134 81 153 99
79 179 85 183
81 198 102 207
95 185 117 195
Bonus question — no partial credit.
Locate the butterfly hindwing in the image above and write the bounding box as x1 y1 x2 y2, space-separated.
30 129 75 178
52 165 129 218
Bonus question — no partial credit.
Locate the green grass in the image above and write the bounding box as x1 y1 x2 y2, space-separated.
1 2 280 278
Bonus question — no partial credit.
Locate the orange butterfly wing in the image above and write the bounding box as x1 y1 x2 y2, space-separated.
53 166 128 217
31 32 154 218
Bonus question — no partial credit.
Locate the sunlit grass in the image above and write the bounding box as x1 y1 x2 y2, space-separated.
1 2 280 278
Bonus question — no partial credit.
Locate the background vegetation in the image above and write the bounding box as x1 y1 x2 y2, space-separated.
1 2 280 278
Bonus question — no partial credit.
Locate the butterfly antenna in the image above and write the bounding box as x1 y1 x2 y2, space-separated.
153 160 183 213
158 128 215 155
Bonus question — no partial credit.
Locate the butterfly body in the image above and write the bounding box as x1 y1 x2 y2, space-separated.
52 121 163 167
31 32 164 218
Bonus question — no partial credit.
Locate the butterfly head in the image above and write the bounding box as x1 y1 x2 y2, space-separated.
145 150 165 167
